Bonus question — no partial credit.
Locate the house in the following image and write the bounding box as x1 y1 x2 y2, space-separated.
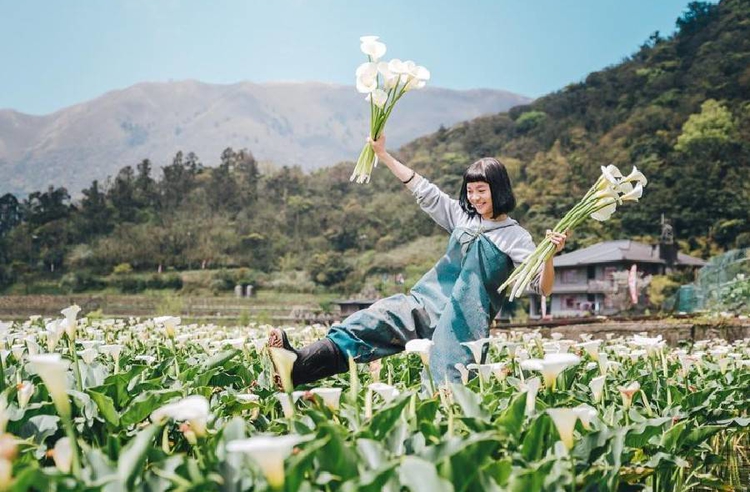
529 240 707 318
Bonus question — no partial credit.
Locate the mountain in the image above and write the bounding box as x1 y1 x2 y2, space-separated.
0 81 531 195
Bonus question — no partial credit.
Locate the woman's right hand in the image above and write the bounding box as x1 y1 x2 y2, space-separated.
368 134 387 158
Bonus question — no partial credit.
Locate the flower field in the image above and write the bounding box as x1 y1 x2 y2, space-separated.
0 308 748 491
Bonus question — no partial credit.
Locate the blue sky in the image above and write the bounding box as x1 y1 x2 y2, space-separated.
0 0 709 115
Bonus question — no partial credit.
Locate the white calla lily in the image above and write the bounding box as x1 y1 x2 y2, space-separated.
60 305 81 339
366 88 388 108
618 381 640 410
520 353 581 390
29 353 71 418
53 437 73 473
269 347 298 393
17 381 34 409
151 395 210 437
360 36 386 60
310 387 342 411
619 182 644 202
547 408 579 450
589 375 606 403
590 197 617 221
227 435 301 489
454 363 470 385
405 339 433 365
154 316 181 338
368 382 400 403
460 338 490 365
521 377 541 417
622 165 648 186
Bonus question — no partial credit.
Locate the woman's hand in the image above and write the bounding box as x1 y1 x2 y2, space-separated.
546 229 569 254
368 134 387 158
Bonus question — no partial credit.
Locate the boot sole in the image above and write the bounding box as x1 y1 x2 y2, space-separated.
267 328 286 390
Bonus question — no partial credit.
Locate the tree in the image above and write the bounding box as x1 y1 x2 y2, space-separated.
79 180 113 237
675 99 736 152
0 194 21 237
108 166 139 222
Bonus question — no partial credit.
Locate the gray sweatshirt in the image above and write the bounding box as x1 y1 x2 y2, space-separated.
409 175 542 295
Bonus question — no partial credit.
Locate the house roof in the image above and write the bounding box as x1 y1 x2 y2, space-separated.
553 240 707 268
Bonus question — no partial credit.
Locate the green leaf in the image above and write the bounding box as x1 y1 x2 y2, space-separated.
89 390 120 427
660 419 689 452
495 393 526 440
120 389 182 426
450 383 489 422
365 394 411 441
19 415 60 447
521 414 551 461
398 456 454 492
118 423 163 489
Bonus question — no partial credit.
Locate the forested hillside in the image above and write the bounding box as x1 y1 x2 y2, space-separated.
0 0 748 295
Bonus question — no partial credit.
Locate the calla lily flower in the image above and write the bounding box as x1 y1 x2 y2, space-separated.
618 381 640 410
460 338 490 365
45 320 64 351
454 363 470 385
520 353 581 390
366 88 388 108
29 354 71 418
368 382 400 403
405 339 433 365
376 62 399 89
60 305 81 340
589 375 605 403
227 435 301 489
467 363 493 383
360 36 386 60
17 381 34 409
310 387 342 411
619 182 644 202
489 362 508 382
53 437 73 473
600 164 623 186
622 165 648 186
151 395 210 437
355 62 378 94
547 408 579 450
154 316 181 338
77 349 98 365
275 391 305 418
573 404 598 430
269 347 298 393
590 197 617 221
577 340 602 361
520 377 541 417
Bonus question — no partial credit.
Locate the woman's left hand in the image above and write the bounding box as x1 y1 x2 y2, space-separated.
546 229 569 254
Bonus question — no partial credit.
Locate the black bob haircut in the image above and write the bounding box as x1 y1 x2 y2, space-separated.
458 157 516 219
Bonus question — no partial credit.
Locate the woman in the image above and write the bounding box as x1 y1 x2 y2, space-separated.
269 135 567 386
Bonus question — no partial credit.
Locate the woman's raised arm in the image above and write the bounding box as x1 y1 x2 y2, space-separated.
368 135 418 185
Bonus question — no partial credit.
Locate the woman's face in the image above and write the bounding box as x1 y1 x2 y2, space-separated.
467 181 493 218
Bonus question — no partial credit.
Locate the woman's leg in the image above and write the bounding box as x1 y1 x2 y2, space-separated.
269 293 431 387
268 328 348 386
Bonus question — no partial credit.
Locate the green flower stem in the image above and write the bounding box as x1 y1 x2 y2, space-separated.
168 337 181 379
62 415 82 478
0 356 6 393
68 337 83 392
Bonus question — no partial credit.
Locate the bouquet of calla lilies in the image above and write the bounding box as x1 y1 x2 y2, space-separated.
499 164 648 300
350 36 431 183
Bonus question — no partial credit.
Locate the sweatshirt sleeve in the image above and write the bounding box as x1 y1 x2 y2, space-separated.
407 175 465 233
507 229 542 296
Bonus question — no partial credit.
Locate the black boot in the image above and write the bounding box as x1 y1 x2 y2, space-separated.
268 328 348 386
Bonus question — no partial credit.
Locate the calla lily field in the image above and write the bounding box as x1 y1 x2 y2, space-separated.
0 307 747 491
